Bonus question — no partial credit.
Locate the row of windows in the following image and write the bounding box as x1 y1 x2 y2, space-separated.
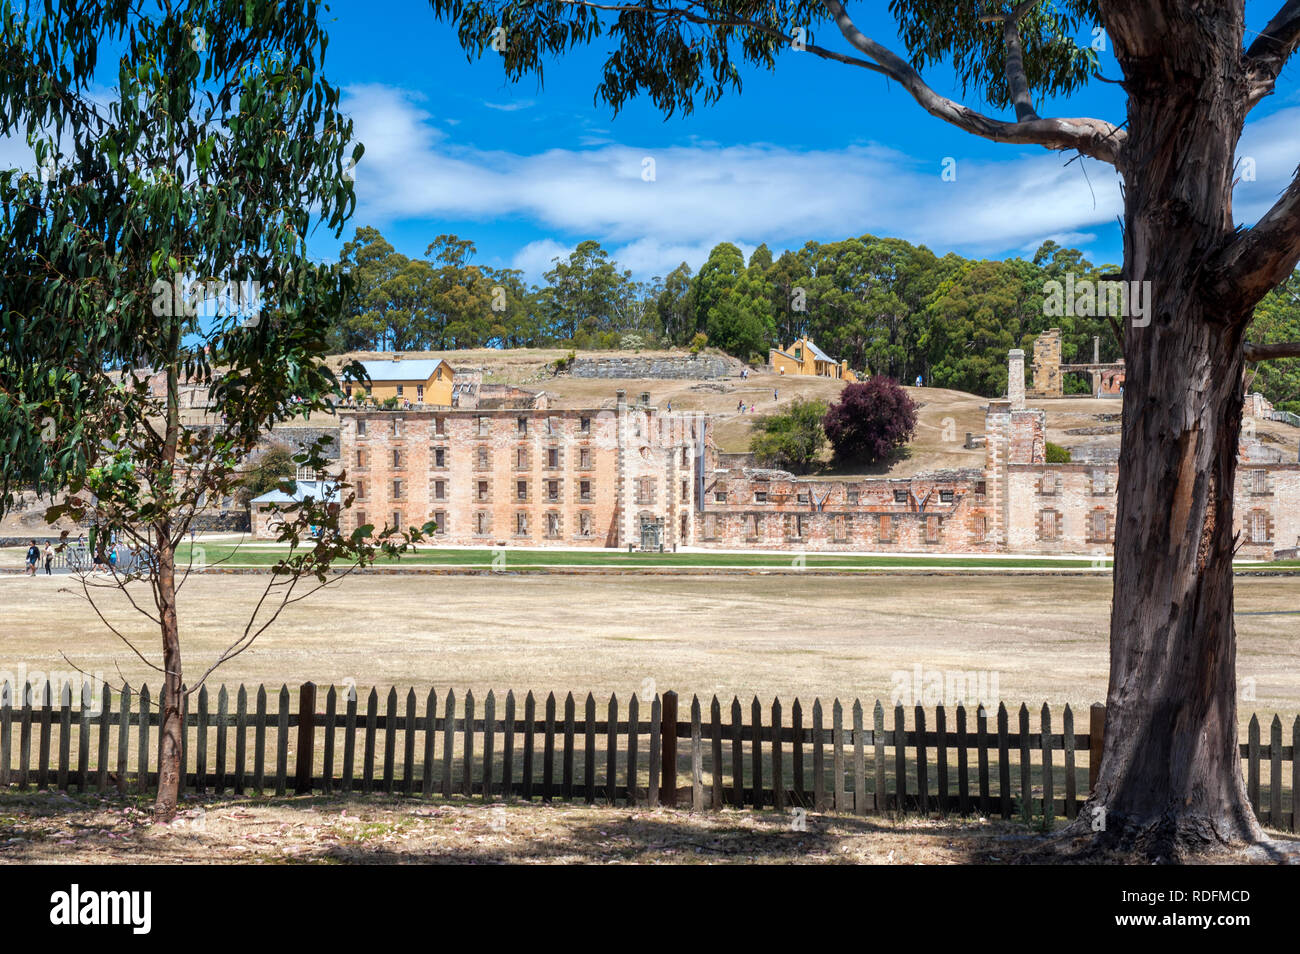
354 416 593 438
354 477 599 502
355 446 598 471
355 509 597 538
726 488 957 505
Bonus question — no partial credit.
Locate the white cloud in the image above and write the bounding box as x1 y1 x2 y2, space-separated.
343 84 1139 280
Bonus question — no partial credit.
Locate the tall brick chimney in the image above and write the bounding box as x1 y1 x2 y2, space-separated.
1008 349 1025 410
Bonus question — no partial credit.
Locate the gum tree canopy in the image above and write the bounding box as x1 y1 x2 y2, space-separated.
429 0 1300 859
0 0 428 820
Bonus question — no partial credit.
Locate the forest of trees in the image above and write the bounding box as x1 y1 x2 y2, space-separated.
330 227 1300 412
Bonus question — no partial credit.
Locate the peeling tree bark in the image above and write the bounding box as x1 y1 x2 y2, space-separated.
1078 1 1267 858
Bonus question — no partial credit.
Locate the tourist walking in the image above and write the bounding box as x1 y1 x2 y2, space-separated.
43 543 53 575
25 540 39 577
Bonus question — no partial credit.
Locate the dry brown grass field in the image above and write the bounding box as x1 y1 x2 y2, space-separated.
0 572 1295 733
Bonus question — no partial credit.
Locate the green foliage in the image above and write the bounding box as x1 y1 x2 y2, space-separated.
1045 442 1072 463
689 332 709 354
749 398 827 473
1248 273 1300 415
426 0 1099 119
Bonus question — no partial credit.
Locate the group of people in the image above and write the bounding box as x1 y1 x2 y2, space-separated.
23 541 52 576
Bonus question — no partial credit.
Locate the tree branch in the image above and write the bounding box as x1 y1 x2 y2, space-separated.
1204 171 1300 311
819 0 1124 163
1244 340 1300 361
982 0 1043 122
1245 0 1300 109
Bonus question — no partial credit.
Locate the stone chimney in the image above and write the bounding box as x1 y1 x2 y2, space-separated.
1008 349 1026 410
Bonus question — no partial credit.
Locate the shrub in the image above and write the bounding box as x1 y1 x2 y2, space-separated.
822 377 917 465
1045 441 1072 463
749 398 828 473
689 332 708 354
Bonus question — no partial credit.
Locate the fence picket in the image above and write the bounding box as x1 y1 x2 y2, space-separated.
812 700 825 811
342 686 358 794
522 691 535 802
977 705 991 816
1041 704 1054 827
606 694 618 805
382 688 397 794
404 688 418 795
234 685 247 795
562 693 575 801
893 704 906 813
792 699 805 808
380 688 397 794
38 681 52 790
137 685 151 795
56 682 70 791
362 688 378 795
833 701 845 813
1270 716 1283 828
935 704 948 816
323 686 337 795
628 695 641 805
853 701 866 816
98 685 113 794
708 696 723 810
772 697 784 812
18 682 31 791
423 689 437 797
751 696 763 810
996 704 1011 820
195 686 209 795
1063 705 1076 820
215 687 228 795
691 695 703 812
275 685 290 796
873 701 886 813
914 705 928 816
482 691 495 802
441 690 455 799
76 682 91 793
501 691 514 801
0 683 9 790
1248 715 1260 816
583 693 596 804
542 693 555 802
648 695 661 806
729 696 743 808
462 690 475 799
253 685 267 795
1293 716 1300 833
1018 704 1031 821
956 704 970 815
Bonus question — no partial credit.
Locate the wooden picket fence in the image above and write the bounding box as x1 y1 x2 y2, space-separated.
0 681 1295 830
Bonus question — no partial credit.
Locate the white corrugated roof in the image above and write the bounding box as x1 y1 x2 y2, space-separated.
250 479 341 506
358 359 450 382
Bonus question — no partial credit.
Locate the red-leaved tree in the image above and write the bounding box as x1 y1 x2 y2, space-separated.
822 377 918 465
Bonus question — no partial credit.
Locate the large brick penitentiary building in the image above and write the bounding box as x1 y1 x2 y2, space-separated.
319 352 1300 559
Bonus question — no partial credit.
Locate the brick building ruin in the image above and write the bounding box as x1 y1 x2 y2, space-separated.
297 353 1300 559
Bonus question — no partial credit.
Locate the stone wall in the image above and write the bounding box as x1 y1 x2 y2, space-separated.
570 353 743 380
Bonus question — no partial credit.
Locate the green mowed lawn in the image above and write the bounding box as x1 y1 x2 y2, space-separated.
179 543 1109 570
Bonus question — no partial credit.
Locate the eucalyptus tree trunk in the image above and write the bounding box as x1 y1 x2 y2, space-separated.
1085 3 1263 856
154 527 183 821
154 325 185 821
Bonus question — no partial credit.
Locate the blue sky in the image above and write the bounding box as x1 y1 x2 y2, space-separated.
304 0 1300 284
3 2 1295 285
